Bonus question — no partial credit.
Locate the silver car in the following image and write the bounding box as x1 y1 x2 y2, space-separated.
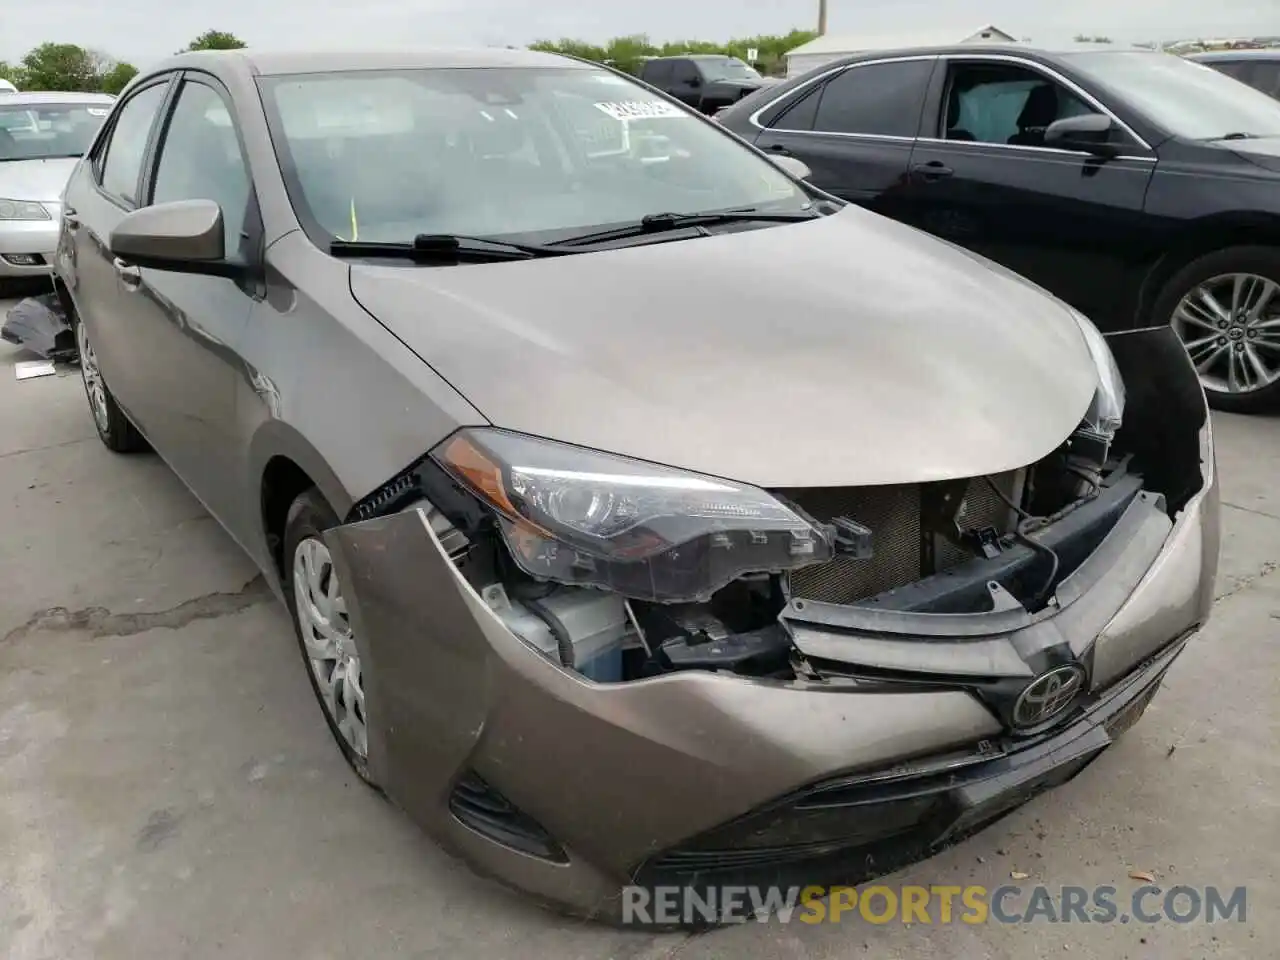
0 92 114 287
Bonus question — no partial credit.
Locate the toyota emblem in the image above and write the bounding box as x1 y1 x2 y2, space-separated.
1012 665 1086 729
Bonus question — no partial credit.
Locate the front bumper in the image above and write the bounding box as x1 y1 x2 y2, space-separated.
323 410 1218 922
0 216 59 277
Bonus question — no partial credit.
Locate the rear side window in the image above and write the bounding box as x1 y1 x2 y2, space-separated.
770 86 822 130
811 59 934 137
644 61 674 87
99 83 168 205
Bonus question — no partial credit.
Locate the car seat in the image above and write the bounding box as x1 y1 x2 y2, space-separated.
945 93 976 141
1007 84 1059 147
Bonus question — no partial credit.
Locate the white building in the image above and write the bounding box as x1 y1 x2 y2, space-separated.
784 24 1018 77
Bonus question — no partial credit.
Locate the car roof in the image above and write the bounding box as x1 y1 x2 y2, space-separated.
648 54 738 61
152 46 586 77
1188 49 1280 62
0 91 116 105
796 43 1163 63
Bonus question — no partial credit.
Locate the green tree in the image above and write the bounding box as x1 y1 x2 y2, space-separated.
19 43 102 91
100 61 139 95
182 30 248 52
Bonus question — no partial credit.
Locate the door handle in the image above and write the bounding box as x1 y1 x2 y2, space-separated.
63 207 80 231
113 257 142 289
764 144 793 156
911 161 954 181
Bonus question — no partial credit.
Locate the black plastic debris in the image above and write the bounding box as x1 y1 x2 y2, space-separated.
1 293 76 362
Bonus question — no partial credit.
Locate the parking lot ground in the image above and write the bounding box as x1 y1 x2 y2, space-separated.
0 301 1276 960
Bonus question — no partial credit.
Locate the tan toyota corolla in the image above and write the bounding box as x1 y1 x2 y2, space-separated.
54 47 1218 923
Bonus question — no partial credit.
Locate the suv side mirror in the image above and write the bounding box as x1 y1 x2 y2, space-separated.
1044 113 1118 156
770 155 812 180
109 199 244 279
688 75 702 88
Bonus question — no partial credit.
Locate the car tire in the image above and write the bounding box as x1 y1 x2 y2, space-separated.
1154 245 1280 414
283 487 377 788
74 318 149 452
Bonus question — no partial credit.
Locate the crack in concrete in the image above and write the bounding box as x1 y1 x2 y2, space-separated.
2 575 272 643
0 435 95 462
1214 559 1279 604
1221 500 1280 522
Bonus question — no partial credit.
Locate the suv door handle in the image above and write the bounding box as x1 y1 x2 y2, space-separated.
911 161 954 181
63 207 80 230
764 144 794 156
113 257 142 289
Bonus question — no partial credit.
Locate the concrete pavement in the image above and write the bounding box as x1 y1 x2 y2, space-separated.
0 297 1275 959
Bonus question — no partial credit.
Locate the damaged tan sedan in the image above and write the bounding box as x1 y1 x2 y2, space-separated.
55 47 1218 922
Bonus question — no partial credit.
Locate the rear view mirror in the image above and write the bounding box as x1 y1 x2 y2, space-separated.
1044 114 1118 156
770 154 812 180
109 199 241 277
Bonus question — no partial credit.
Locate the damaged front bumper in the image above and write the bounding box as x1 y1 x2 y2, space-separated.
321 327 1219 922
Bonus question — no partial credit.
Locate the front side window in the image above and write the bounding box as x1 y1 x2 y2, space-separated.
151 80 252 256
809 60 934 137
943 63 1099 147
0 100 112 162
670 61 701 86
1065 51 1280 140
257 66 809 246
100 84 168 204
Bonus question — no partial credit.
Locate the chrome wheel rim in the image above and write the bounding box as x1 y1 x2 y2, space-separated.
1171 272 1280 395
76 322 110 433
293 537 368 760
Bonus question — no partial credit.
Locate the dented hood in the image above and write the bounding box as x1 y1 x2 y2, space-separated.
349 208 1098 487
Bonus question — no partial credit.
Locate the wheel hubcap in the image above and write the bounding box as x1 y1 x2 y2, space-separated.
76 323 110 433
293 537 368 760
1171 272 1280 395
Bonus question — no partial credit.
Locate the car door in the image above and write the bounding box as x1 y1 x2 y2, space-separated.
117 72 259 527
749 56 936 220
668 60 704 110
60 76 175 421
900 56 1158 327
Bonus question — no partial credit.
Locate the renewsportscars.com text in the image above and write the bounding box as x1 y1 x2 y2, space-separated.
622 884 1248 926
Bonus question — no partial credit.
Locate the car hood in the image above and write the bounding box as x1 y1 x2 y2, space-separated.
349 209 1098 488
0 157 78 203
1218 135 1280 173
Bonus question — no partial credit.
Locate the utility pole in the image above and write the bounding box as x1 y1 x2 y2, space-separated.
818 0 828 35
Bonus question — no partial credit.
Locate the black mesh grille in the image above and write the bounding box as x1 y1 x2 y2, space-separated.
449 771 568 863
782 473 1018 604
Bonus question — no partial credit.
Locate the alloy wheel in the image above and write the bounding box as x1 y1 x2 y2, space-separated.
1170 272 1280 395
293 536 368 759
76 322 110 434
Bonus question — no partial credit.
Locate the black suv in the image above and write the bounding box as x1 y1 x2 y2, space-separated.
1190 50 1280 100
718 46 1280 412
639 55 774 115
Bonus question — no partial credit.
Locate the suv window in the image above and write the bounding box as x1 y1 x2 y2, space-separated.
810 60 933 137
99 83 168 205
151 80 252 256
1232 61 1280 99
943 62 1103 147
671 60 701 87
644 61 674 87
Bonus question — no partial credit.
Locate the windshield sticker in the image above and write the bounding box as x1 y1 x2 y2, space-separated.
590 74 633 86
593 101 687 121
86 107 110 117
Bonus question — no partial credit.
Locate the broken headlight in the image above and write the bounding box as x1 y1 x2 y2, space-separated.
1072 310 1125 440
432 428 833 603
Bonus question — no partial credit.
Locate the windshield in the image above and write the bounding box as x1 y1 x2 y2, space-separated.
702 58 762 82
0 101 111 160
257 66 807 245
1065 51 1280 140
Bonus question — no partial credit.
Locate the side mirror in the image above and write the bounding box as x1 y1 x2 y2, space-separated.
109 199 242 277
1044 113 1118 156
770 154 812 180
688 75 702 89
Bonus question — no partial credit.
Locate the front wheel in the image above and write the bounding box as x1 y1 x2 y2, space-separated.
283 488 376 786
1156 246 1280 414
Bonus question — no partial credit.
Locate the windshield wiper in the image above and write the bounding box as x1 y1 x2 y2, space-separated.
552 208 821 248
330 234 570 263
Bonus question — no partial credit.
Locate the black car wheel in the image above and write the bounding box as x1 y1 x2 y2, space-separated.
1156 246 1280 413
283 487 377 787
75 319 149 452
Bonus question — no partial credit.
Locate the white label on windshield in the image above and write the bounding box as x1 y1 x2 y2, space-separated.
593 100 687 121
87 107 110 117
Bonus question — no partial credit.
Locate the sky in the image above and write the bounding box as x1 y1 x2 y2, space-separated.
2 0 1276 68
